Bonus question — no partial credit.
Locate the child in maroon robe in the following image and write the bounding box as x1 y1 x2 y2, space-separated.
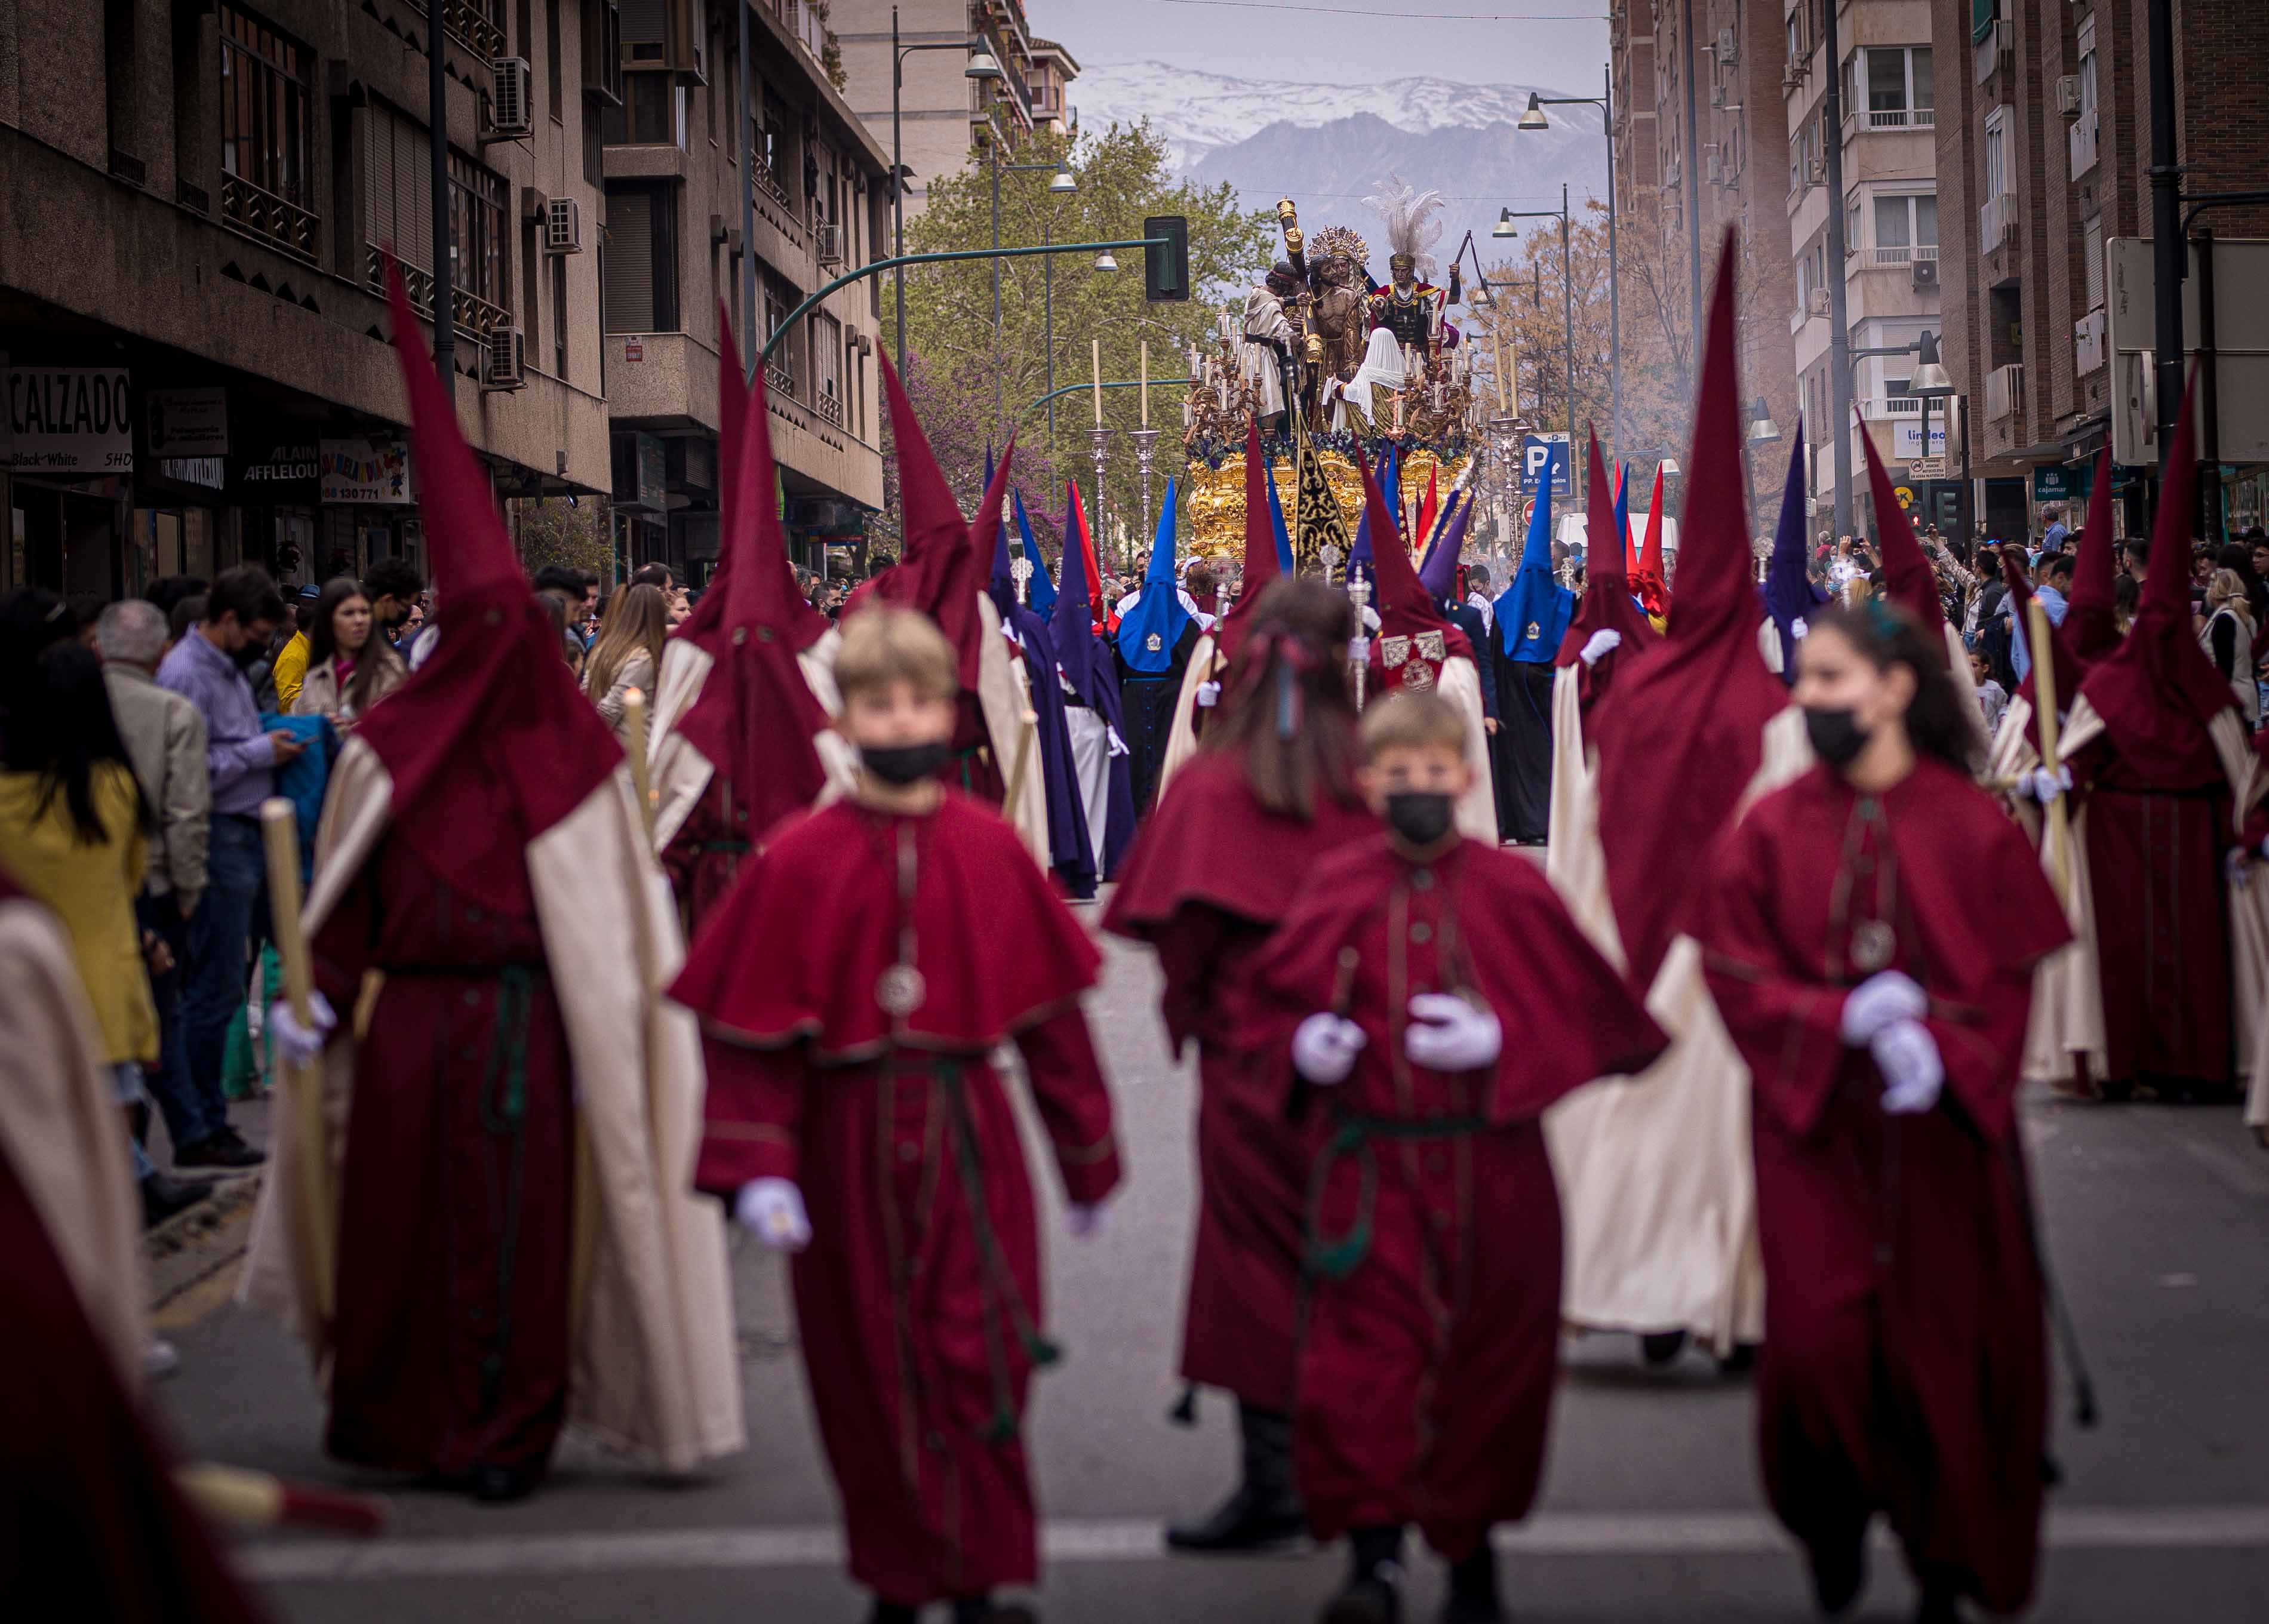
672 606 1121 1624
1698 603 2071 1624
1248 691 1668 1624
1104 579 1376 1552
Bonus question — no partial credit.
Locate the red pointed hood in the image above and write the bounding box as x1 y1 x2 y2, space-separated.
1634 468 1670 615
672 359 830 830
1588 230 1789 991
851 355 991 695
356 256 620 914
1859 422 1948 652
1359 448 1470 693
1214 419 1283 666
2077 377 2238 783
2068 448 2119 658
1557 429 1656 668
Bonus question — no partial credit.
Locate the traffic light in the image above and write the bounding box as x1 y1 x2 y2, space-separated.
1144 215 1189 302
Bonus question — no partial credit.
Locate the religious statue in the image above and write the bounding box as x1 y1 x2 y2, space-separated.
1308 226 1372 387
1362 176 1461 356
1242 261 1300 432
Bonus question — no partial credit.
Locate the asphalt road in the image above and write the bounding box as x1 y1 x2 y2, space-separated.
156 918 2269 1623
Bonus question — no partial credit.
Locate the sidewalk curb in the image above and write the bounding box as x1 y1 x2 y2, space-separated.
146 1170 262 1312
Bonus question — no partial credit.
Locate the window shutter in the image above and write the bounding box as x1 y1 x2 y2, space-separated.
606 189 654 331
2084 216 2104 311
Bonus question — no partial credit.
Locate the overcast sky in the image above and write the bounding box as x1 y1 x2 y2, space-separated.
1032 0 1610 93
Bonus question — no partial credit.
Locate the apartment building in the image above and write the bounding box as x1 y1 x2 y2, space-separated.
1785 0 1948 532
1610 4 1662 232
832 0 1067 221
1621 0 1800 478
1931 0 2269 542
598 0 890 577
2 0 615 599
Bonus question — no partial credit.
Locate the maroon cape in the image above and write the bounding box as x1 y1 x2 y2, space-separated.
1861 426 1951 656
1589 233 1790 992
673 793 1120 1606
1355 450 1472 694
1555 430 1658 708
0 1139 260 1622
1698 759 2070 1614
1103 746 1375 1408
1244 834 1667 1559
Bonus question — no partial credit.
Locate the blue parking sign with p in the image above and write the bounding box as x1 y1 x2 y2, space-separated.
1521 434 1570 497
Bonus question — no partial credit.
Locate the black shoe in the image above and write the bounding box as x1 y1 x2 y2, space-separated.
176 1131 264 1170
1715 1342 1760 1375
866 1604 918 1624
1913 1573 1964 1623
951 1601 1036 1624
1442 1542 1503 1623
1640 1330 1689 1367
141 1173 212 1228
1321 1577 1399 1624
1809 1530 1866 1617
469 1464 540 1504
1165 1403 1306 1552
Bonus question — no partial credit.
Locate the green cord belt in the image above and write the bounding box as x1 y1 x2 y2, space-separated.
1303 1112 1487 1282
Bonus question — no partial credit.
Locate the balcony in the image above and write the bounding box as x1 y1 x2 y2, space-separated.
2075 308 2107 375
219 173 319 264
1979 193 2015 254
767 361 797 401
1846 106 1936 136
404 0 507 60
2069 112 2099 179
775 0 826 60
1862 244 1939 269
367 246 512 343
1985 362 2024 422
1858 396 1924 417
814 388 846 427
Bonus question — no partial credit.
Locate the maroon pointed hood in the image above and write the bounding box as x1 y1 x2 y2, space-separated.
1359 447 1471 692
672 359 831 830
1557 428 1657 668
355 256 620 914
1859 420 1948 654
1213 419 1283 666
2076 378 2237 783
1588 230 1790 991
2068 448 2119 659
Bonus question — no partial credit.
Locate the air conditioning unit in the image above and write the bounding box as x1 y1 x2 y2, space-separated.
2055 75 2082 117
483 327 528 391
1808 288 1831 316
490 57 534 139
1807 157 1828 184
1782 66 1802 90
1711 83 1726 107
545 196 583 253
1911 257 1939 290
815 222 844 266
1717 28 1738 66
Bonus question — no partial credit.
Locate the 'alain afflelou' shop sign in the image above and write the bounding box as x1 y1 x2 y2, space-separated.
4 360 134 474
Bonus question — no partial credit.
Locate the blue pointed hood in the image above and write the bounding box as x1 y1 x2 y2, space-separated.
1051 484 1105 705
1613 463 1631 564
1013 488 1057 620
1760 423 1825 685
1418 492 1470 604
1116 479 1190 674
1264 450 1295 574
1495 481 1575 664
984 447 1019 621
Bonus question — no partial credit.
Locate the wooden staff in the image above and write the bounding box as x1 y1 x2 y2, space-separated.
623 687 655 842
1003 707 1041 818
175 1464 383 1534
259 798 334 1336
2027 597 2073 903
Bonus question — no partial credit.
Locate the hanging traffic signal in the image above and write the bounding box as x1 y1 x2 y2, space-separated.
1144 216 1189 302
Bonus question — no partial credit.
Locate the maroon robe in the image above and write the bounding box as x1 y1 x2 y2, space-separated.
673 793 1121 1607
1103 748 1375 1409
1245 835 1667 1559
662 776 756 932
1698 761 2070 1614
313 820 574 1480
0 1141 261 1623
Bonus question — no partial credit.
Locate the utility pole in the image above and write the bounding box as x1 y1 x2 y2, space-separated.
740 0 754 381
429 13 453 401
2147 0 2183 470
1824 0 1855 538
1678 0 1704 367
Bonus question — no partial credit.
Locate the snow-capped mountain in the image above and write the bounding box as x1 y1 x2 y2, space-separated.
1072 61 1607 282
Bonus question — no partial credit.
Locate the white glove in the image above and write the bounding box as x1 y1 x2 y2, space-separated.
1067 1201 1107 1239
1195 680 1222 709
266 992 336 1070
1106 725 1131 758
734 1179 813 1252
1404 992 1502 1072
1871 1019 1944 1115
1790 616 1809 639
1838 970 1928 1045
2021 765 2073 804
1293 1013 1367 1086
1579 628 1622 668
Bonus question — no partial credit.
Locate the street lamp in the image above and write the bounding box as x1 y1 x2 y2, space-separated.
891 7 998 375
1093 251 1119 272
1909 330 1961 543
1495 186 1577 442
1747 398 1782 446
1519 66 1621 462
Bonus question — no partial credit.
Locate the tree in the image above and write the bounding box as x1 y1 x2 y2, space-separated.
512 496 616 583
889 120 1272 576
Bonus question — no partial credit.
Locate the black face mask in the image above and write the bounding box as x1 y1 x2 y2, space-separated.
1384 791 1456 849
1804 706 1870 769
862 740 951 787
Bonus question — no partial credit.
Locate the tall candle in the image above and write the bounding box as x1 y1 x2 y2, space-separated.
1092 340 1103 425
1140 342 1149 427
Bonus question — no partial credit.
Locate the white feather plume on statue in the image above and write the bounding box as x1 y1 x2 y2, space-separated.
1363 174 1446 286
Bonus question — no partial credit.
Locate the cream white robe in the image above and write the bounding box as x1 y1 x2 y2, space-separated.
238 740 745 1475
0 894 144 1391
1542 694 1810 1354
